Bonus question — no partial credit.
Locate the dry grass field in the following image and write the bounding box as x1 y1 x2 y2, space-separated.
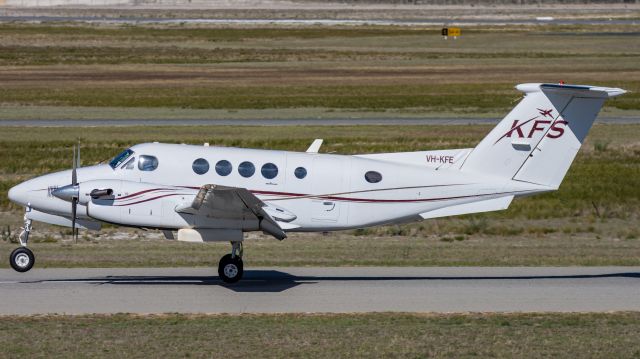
0 23 638 120
1 226 638 267
1 312 639 358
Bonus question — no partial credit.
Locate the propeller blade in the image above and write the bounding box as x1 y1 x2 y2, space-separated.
69 143 81 242
73 145 78 242
72 145 78 186
71 198 77 243
76 142 81 168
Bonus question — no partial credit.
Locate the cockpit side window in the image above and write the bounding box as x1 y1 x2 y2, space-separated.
138 155 159 171
122 157 136 170
109 149 134 169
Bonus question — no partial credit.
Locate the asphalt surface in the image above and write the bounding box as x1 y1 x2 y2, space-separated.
0 16 637 26
0 117 638 127
0 267 638 314
0 118 500 127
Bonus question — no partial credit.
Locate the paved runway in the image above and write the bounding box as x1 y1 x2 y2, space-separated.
0 267 638 314
0 118 500 127
0 16 637 26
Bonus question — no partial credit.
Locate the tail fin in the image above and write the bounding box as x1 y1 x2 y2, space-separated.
461 83 625 189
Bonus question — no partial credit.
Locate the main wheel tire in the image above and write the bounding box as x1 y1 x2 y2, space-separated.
218 253 243 284
10 247 35 273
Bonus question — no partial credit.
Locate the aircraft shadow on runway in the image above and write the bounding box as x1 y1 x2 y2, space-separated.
19 270 640 293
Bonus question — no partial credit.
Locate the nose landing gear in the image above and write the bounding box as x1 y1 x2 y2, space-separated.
10 209 35 273
218 241 243 284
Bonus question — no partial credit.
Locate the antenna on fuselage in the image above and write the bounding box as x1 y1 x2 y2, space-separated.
306 139 323 154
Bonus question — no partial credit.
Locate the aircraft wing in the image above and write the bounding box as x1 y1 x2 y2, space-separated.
175 184 287 240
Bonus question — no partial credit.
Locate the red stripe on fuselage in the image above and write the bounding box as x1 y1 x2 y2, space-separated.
113 184 481 205
114 189 519 206
117 188 170 201
114 193 192 206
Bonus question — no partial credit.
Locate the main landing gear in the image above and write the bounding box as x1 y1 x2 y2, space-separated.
218 241 243 284
10 209 34 273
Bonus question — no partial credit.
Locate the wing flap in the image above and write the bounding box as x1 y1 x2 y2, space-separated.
176 184 288 240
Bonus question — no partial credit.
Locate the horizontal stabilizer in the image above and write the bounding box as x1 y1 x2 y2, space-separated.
419 196 513 219
528 83 626 98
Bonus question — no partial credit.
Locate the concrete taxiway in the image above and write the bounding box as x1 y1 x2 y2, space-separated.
0 267 638 314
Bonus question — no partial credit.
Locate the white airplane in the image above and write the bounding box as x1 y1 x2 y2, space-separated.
7 83 626 283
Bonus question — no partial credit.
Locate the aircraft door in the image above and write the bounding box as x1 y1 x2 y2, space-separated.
311 156 346 223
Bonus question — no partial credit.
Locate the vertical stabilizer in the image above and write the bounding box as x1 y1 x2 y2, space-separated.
461 83 625 188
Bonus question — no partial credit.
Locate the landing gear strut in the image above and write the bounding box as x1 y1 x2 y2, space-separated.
218 241 243 283
10 208 35 273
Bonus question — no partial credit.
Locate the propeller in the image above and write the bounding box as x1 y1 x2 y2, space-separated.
71 145 80 242
52 144 81 242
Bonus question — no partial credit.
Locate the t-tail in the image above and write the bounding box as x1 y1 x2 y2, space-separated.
461 83 626 189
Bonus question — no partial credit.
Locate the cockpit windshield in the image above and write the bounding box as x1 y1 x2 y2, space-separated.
109 149 134 169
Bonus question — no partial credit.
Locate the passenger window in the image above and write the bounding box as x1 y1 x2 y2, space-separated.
192 158 209 175
294 167 307 179
261 163 278 179
364 171 382 183
215 160 232 176
238 161 255 178
138 155 159 171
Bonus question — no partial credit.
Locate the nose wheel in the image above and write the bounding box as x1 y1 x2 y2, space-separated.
10 209 35 273
218 241 244 283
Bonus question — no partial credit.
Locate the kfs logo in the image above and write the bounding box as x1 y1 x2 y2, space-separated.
494 108 568 145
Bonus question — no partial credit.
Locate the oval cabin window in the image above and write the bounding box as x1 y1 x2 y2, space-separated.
215 160 232 176
294 167 307 179
238 161 255 178
192 158 209 175
364 171 382 183
261 163 278 179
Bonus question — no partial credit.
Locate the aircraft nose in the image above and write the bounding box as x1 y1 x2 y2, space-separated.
8 182 29 207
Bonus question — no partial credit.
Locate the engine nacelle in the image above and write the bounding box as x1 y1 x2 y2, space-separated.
76 179 121 205
83 180 197 228
79 180 288 233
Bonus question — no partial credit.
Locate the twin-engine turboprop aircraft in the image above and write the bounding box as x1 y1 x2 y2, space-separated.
7 83 626 282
